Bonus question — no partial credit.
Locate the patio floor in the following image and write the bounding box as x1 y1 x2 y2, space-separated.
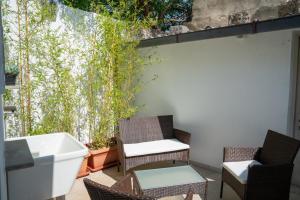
67 162 300 200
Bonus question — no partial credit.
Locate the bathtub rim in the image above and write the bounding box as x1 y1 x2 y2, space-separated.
6 132 88 162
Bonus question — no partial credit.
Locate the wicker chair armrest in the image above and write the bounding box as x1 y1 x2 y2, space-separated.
85 178 155 200
174 129 191 144
247 163 294 184
112 174 136 195
223 147 261 162
184 188 194 200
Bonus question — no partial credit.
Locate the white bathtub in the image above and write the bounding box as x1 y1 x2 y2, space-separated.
7 133 88 200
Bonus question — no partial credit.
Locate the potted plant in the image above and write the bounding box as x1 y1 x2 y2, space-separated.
87 135 118 172
77 151 91 178
83 2 155 173
5 65 19 85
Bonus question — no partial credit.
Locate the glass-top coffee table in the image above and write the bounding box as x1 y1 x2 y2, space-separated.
133 165 208 199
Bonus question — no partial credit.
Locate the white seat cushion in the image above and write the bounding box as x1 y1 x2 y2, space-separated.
223 160 262 184
123 139 190 157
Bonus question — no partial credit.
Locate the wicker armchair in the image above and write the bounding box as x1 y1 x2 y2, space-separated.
220 130 300 200
84 174 194 200
117 115 191 175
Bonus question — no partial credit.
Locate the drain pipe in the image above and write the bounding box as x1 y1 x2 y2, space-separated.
0 1 8 199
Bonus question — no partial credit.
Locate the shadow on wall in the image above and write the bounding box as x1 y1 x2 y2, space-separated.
137 95 177 118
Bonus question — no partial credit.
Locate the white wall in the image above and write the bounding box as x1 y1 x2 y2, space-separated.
137 30 296 171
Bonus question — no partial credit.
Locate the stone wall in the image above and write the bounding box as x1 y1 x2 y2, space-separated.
141 0 300 39
188 0 300 30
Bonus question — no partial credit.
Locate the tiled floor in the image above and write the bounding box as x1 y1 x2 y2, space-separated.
67 162 300 200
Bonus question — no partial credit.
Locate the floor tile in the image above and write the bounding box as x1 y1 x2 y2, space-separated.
66 162 300 200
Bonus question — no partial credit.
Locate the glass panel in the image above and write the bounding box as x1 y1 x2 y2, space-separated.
134 166 205 190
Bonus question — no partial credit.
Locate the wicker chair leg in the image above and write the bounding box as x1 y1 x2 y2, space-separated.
173 160 175 164
123 164 126 176
117 162 120 172
220 180 224 198
243 192 246 200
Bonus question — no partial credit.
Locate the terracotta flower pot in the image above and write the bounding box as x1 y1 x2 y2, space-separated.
77 152 91 178
88 146 119 172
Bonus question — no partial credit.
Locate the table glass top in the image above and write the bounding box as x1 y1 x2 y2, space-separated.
134 165 206 190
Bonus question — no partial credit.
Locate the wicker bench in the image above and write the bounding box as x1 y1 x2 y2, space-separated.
117 115 191 175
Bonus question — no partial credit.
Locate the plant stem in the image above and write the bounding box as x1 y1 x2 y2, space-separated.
17 0 26 136
24 0 32 134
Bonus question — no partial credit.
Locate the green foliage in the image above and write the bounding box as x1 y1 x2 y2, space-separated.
2 0 157 145
62 0 93 11
2 0 77 136
32 30 77 135
86 1 156 149
5 64 19 75
2 0 57 136
39 0 58 22
62 0 193 30
3 89 13 102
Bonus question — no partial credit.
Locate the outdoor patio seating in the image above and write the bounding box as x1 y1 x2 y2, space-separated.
117 115 191 175
220 130 300 200
83 174 194 200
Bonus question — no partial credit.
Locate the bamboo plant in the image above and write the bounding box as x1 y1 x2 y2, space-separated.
31 29 77 135
86 1 156 149
2 0 157 144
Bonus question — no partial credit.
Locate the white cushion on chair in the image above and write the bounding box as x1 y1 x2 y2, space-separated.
223 160 262 184
123 139 190 157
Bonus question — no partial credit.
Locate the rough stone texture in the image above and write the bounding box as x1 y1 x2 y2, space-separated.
142 0 300 38
169 25 190 34
141 25 191 39
228 11 250 25
189 0 300 30
252 6 279 21
278 0 299 17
